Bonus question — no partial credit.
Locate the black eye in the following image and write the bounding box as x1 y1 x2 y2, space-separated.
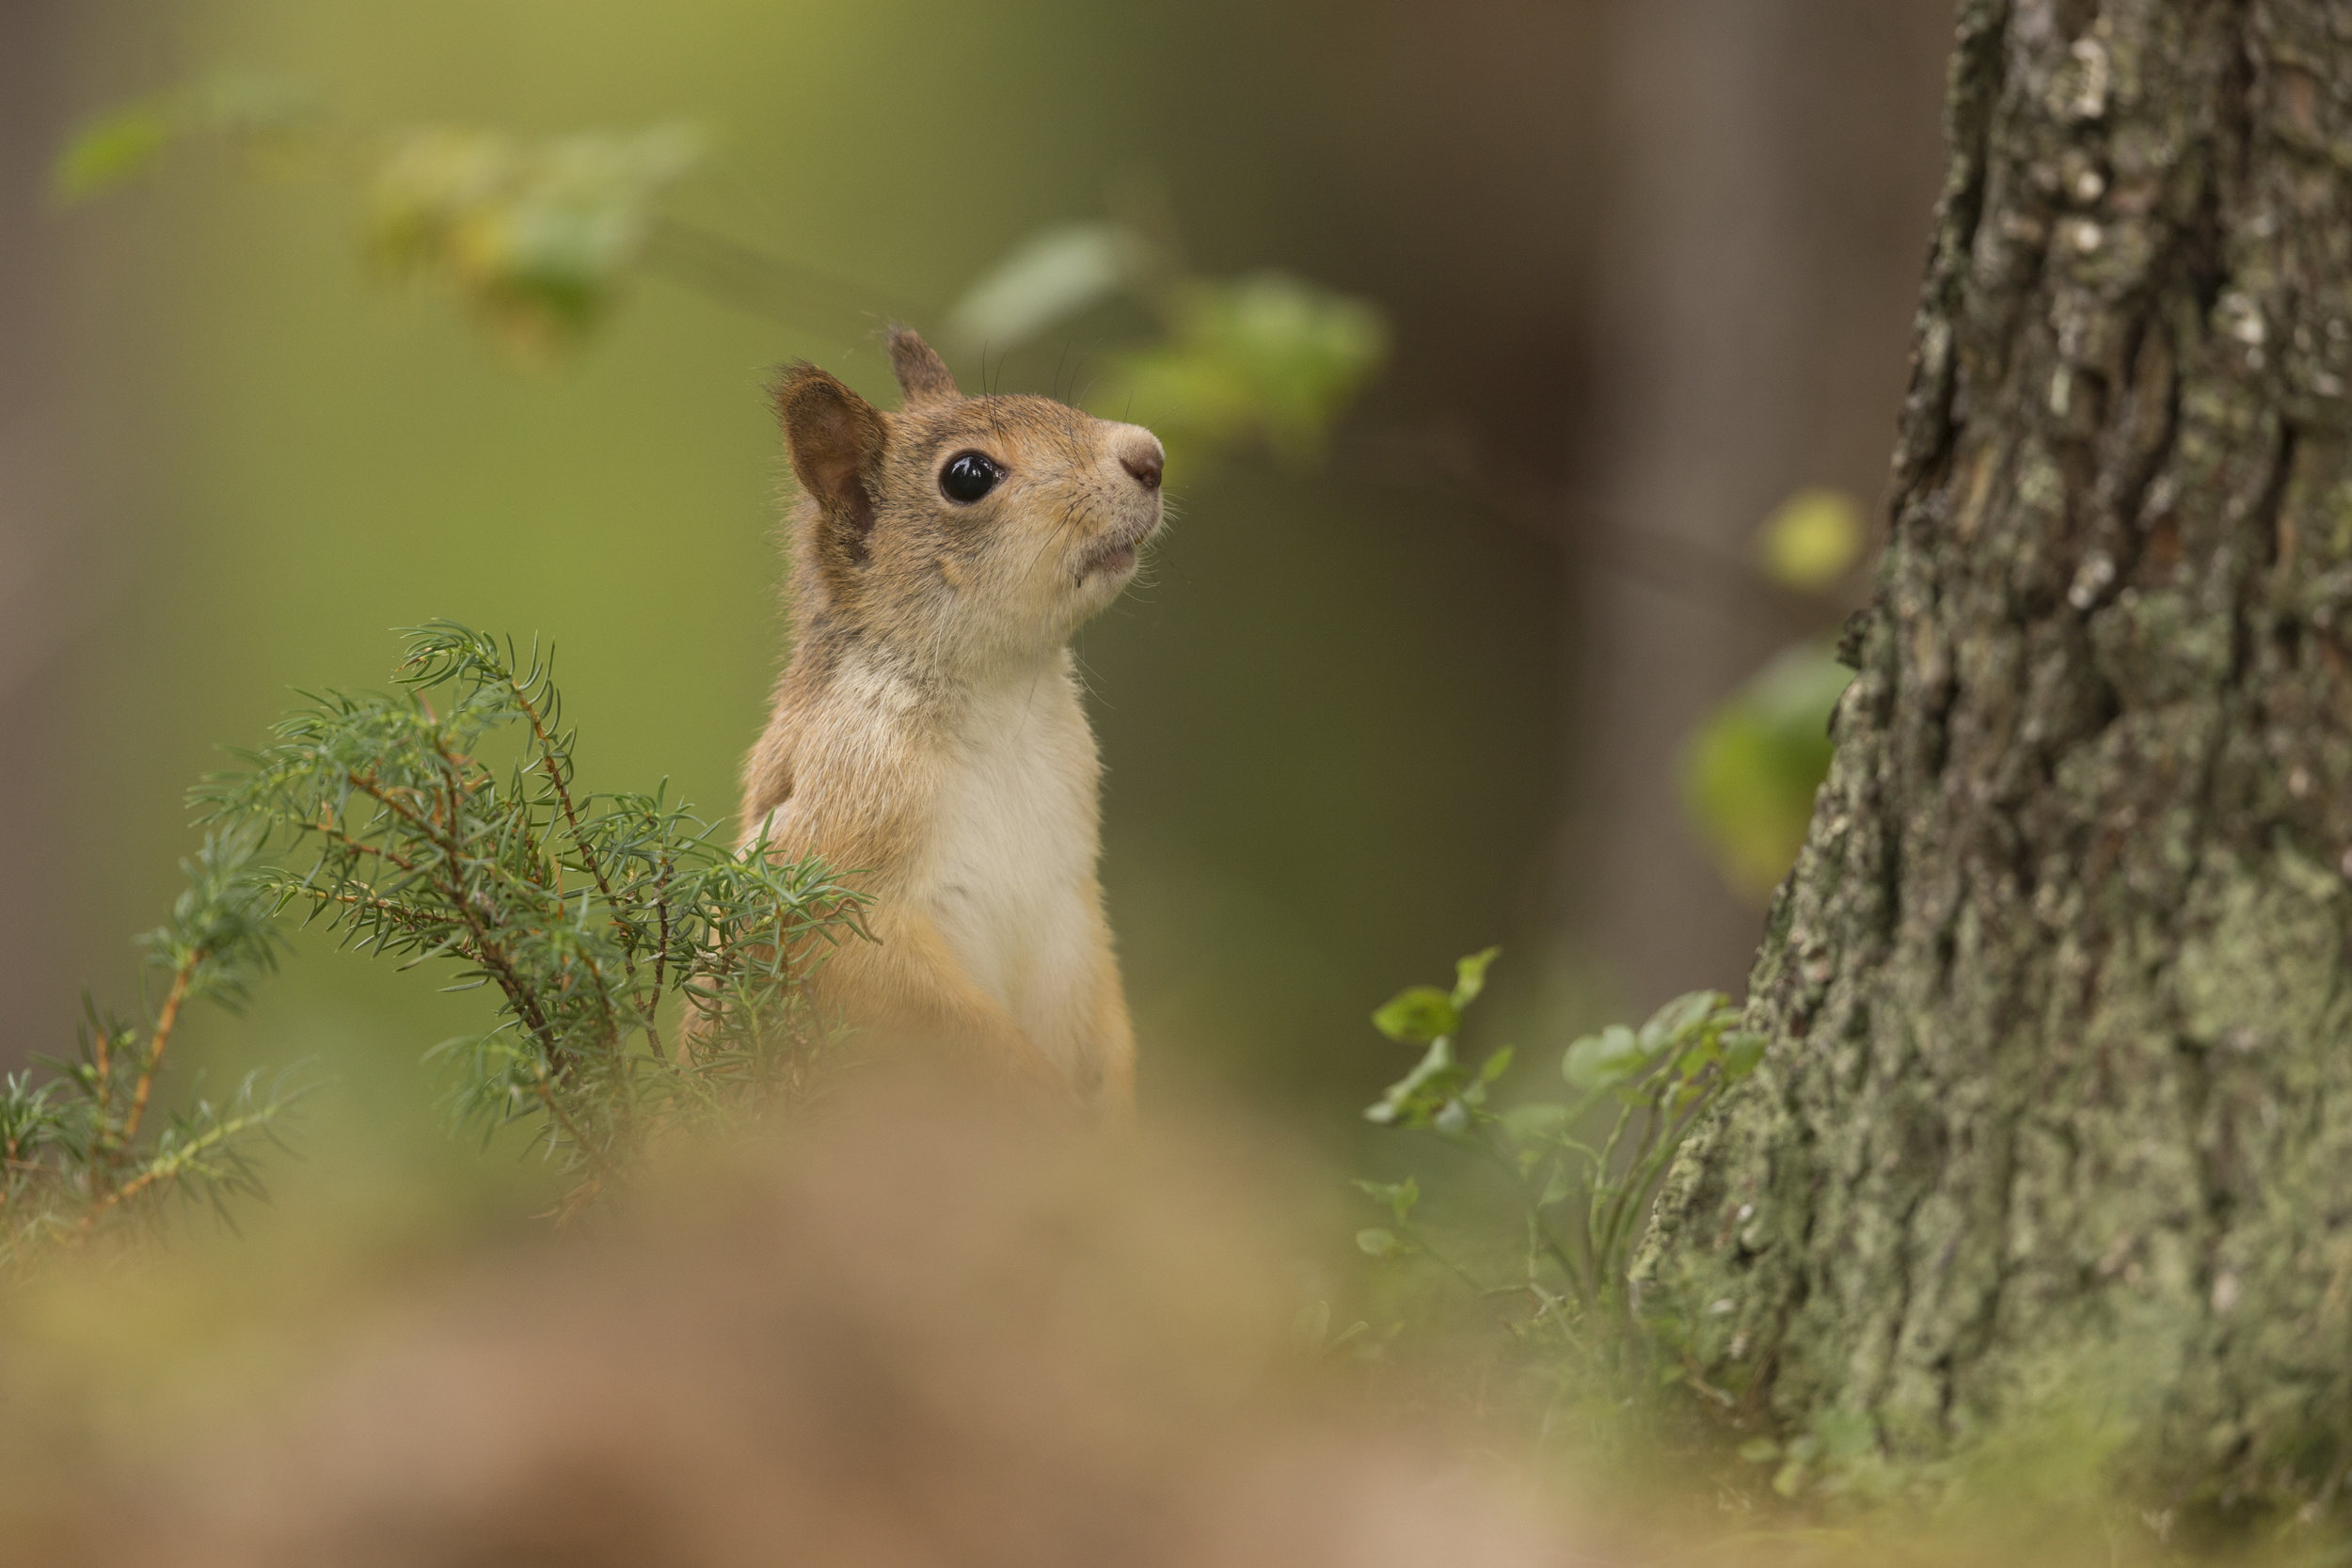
939 451 1004 504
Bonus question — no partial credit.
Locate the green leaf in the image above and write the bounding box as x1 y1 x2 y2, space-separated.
1363 1037 1463 1127
1721 1031 1768 1080
1352 1176 1420 1224
1372 986 1458 1046
1356 1227 1404 1259
1758 487 1867 591
1563 1024 1645 1091
364 123 703 356
1101 272 1389 467
946 221 1143 351
54 71 324 203
53 103 176 199
1740 1438 1783 1465
1682 643 1854 903
1639 990 1726 1052
1501 1101 1570 1143
1451 946 1501 1011
1477 1044 1515 1085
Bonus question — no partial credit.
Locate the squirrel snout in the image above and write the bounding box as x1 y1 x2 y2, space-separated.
1117 434 1165 492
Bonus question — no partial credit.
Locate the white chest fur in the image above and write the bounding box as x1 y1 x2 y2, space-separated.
913 661 1104 1069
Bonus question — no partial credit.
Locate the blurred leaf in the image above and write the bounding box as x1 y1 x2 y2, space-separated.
1357 1227 1404 1259
1722 1031 1768 1080
1477 1044 1515 1084
54 71 326 201
1363 1037 1464 1127
1501 1101 1570 1143
1450 946 1500 1012
366 123 702 357
53 103 177 198
1682 643 1854 903
1563 1023 1644 1091
946 221 1143 351
1372 986 1457 1046
1354 1176 1420 1224
1638 990 1724 1052
1104 272 1388 467
1758 487 1866 592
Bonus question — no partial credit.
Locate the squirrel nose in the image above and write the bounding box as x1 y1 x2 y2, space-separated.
1119 436 1165 492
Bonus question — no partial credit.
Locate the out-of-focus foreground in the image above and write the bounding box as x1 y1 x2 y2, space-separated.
0 1092 2231 1568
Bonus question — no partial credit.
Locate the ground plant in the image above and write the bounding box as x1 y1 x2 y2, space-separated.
1346 950 1766 1438
0 832 297 1265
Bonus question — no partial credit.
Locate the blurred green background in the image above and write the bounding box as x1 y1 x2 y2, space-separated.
2 0 1954 1159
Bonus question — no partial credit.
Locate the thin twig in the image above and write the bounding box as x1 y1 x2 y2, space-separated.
119 954 198 1147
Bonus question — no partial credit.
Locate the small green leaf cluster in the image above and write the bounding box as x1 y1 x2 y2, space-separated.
366 124 703 356
1358 951 1765 1337
56 72 696 360
1 832 300 1270
198 623 868 1204
56 75 1388 467
946 221 1391 467
1107 274 1390 466
1679 486 1869 906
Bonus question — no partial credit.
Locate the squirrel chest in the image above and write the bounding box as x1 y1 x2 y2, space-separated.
908 664 1104 1067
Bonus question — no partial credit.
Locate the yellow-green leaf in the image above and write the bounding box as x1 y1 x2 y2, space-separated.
1757 488 1866 592
53 103 176 199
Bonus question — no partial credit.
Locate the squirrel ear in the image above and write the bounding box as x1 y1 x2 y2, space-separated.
773 364 886 562
887 326 961 408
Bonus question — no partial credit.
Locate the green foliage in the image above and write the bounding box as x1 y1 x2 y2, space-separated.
1679 487 1871 903
1107 274 1390 465
198 624 869 1204
946 221 1149 349
58 75 1388 459
1683 642 1854 903
52 69 323 198
1357 952 1763 1364
1 832 300 1269
1368 946 1496 1051
366 125 703 356
946 221 1390 466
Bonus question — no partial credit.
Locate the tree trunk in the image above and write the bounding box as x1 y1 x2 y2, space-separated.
1639 0 2352 1514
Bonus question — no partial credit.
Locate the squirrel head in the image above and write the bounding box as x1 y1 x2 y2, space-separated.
772 328 1166 674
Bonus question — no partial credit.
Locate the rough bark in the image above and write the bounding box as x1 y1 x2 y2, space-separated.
1639 0 2352 1513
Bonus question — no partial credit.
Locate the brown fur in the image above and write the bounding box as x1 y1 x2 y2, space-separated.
742 327 1164 1113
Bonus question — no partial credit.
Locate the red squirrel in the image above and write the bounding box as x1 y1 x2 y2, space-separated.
740 328 1164 1113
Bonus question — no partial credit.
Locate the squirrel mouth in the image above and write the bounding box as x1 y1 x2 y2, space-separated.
1086 544 1138 578
1079 518 1157 581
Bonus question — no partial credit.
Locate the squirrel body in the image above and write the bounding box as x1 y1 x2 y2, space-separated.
741 329 1163 1112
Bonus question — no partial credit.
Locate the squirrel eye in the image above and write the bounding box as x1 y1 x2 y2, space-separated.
939 451 1004 504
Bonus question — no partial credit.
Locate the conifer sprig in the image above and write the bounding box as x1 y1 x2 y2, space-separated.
199 623 869 1199
0 830 298 1267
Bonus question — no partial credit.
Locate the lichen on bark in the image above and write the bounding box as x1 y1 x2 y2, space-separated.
1635 0 2352 1514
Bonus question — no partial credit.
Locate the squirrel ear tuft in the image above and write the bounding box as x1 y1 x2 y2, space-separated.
887 326 961 408
773 364 886 562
